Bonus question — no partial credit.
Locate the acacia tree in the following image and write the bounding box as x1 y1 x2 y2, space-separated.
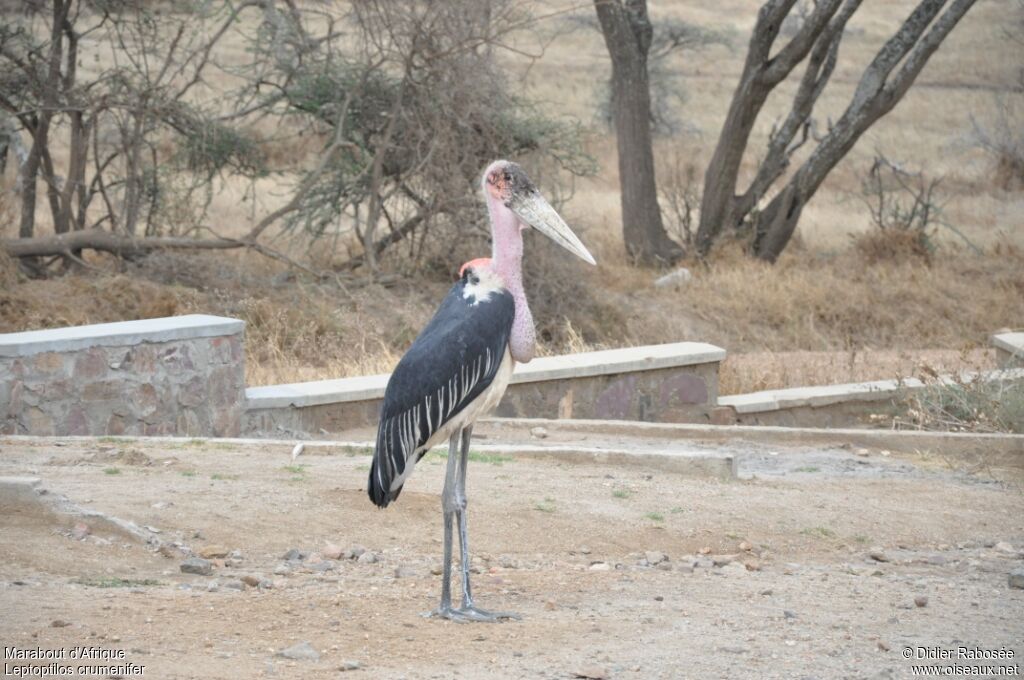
696 0 978 262
1 0 592 277
594 0 683 266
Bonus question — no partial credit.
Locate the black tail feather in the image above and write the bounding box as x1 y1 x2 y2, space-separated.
368 454 400 508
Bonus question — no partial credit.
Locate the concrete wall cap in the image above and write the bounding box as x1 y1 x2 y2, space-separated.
245 341 726 409
0 314 244 357
992 331 1024 356
719 369 1024 414
512 342 725 384
719 378 926 414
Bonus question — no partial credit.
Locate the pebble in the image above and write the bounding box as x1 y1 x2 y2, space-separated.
530 426 548 439
71 523 91 540
282 548 305 562
1008 568 1024 590
868 548 890 563
498 556 517 569
877 639 891 652
198 545 229 559
322 543 344 560
914 595 928 608
339 661 361 672
994 541 1015 555
277 641 320 662
180 558 214 576
51 620 71 628
357 552 378 564
645 551 668 565
222 580 245 591
578 545 592 555
345 545 366 559
273 564 291 576
588 562 611 572
430 564 443 576
721 562 747 576
309 561 335 572
394 566 419 579
241 575 261 588
573 665 608 679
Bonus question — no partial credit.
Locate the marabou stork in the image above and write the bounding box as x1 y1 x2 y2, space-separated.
367 160 595 622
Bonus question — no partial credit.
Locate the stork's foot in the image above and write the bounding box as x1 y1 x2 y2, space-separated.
424 604 520 623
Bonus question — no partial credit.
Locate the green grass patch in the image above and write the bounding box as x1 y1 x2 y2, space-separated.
421 449 512 465
534 497 556 513
468 451 513 465
793 466 820 473
97 437 132 444
103 467 121 475
282 464 308 475
801 526 837 539
612 489 632 499
180 470 197 478
645 512 665 523
75 577 162 588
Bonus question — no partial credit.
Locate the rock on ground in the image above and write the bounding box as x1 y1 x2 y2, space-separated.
278 641 319 662
180 558 213 576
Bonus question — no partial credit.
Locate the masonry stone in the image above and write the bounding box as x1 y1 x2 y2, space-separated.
1 315 245 437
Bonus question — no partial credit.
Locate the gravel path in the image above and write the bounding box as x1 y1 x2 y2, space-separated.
1 435 1022 679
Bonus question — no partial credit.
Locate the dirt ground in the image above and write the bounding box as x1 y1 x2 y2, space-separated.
1 434 1022 680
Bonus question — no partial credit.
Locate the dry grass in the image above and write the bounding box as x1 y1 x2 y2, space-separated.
894 372 1024 434
2 1 1022 395
719 348 995 395
2 245 1021 393
679 246 1024 352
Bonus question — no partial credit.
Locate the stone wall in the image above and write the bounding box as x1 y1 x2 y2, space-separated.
1 315 245 437
993 332 1024 368
244 342 726 436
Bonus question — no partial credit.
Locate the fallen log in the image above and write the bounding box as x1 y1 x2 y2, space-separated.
2 228 245 259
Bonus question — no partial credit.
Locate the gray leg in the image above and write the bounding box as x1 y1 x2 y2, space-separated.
424 432 460 620
452 426 520 622
425 426 519 623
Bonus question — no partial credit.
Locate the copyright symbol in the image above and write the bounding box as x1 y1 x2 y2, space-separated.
902 647 913 659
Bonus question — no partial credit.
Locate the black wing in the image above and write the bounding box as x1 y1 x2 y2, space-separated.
368 275 514 507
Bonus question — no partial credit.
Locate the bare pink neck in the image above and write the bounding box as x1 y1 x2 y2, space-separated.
486 195 535 363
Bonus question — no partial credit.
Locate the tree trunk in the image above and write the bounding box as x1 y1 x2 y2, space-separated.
18 121 45 239
595 0 682 266
751 0 978 262
696 0 976 261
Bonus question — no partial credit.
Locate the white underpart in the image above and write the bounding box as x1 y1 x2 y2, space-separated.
461 267 505 305
387 347 514 493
